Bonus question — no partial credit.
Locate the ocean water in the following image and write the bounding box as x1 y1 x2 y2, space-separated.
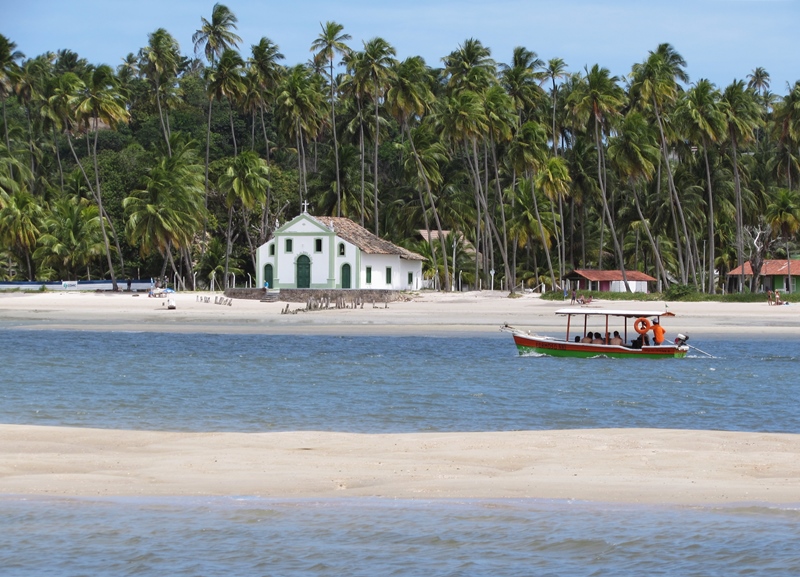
2 329 799 575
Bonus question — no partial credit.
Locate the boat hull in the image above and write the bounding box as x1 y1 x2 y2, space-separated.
511 332 688 359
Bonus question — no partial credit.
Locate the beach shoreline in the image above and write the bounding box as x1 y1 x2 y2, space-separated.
2 291 799 505
1 289 798 336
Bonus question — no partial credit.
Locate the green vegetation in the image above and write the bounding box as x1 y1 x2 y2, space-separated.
1 11 800 296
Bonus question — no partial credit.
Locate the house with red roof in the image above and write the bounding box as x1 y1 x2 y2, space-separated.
564 269 657 293
726 259 800 293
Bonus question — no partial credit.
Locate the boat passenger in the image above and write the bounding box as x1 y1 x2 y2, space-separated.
643 334 651 346
581 331 593 343
609 331 623 346
630 335 642 349
651 318 666 345
591 332 604 344
574 336 581 342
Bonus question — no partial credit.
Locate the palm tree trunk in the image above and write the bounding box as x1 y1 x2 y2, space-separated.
632 184 669 289
295 125 303 203
202 97 213 261
155 82 172 157
229 103 238 157
224 205 234 288
530 174 556 292
359 100 365 227
2 99 10 167
702 141 715 293
730 133 745 293
330 61 342 217
373 86 380 236
259 105 272 245
594 121 630 291
52 125 64 193
653 97 694 284
489 137 512 292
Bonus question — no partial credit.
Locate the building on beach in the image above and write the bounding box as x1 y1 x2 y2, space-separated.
726 259 800 293
564 269 657 293
255 210 425 290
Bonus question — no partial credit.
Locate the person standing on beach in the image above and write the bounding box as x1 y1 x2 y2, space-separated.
570 289 576 305
767 289 773 305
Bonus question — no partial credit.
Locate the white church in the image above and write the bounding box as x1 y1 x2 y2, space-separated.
255 209 425 290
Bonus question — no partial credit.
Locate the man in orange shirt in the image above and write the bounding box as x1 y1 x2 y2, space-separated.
651 318 666 345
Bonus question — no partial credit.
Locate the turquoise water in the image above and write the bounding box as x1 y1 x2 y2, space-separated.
2 329 800 575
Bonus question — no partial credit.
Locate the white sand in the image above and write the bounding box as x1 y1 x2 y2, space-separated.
0 289 797 336
1 426 797 504
1 290 799 504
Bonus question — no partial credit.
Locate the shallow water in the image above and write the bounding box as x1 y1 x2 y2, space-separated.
2 330 799 433
2 497 799 576
3 329 799 575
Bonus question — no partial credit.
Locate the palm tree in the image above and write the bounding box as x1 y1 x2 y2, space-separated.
311 22 351 217
124 135 205 284
765 188 800 293
194 2 242 226
747 67 770 102
192 3 242 66
499 47 543 125
139 28 181 156
0 188 41 280
205 49 245 158
341 49 371 227
721 79 762 292
764 189 800 292
12 56 46 191
536 155 571 283
607 111 670 288
630 43 693 284
248 37 284 243
507 121 557 289
568 64 630 289
442 38 495 94
67 65 129 289
360 37 396 236
0 35 24 161
34 195 104 279
541 57 568 155
217 150 268 286
275 64 325 204
676 79 726 292
386 55 451 290
773 81 800 190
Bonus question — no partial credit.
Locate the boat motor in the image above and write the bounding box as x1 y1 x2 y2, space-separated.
674 333 689 346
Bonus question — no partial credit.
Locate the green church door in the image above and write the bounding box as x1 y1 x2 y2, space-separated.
341 263 351 289
296 255 311 288
264 264 273 288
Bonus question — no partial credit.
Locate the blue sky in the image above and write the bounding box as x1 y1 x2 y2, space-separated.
5 0 798 92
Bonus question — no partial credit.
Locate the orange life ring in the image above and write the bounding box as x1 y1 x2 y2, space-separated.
634 317 652 335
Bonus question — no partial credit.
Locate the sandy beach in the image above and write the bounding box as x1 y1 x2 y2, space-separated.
2 290 799 504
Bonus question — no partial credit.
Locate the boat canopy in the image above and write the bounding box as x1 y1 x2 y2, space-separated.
554 308 673 318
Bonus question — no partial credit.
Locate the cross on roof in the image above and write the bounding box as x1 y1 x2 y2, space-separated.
301 200 309 213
